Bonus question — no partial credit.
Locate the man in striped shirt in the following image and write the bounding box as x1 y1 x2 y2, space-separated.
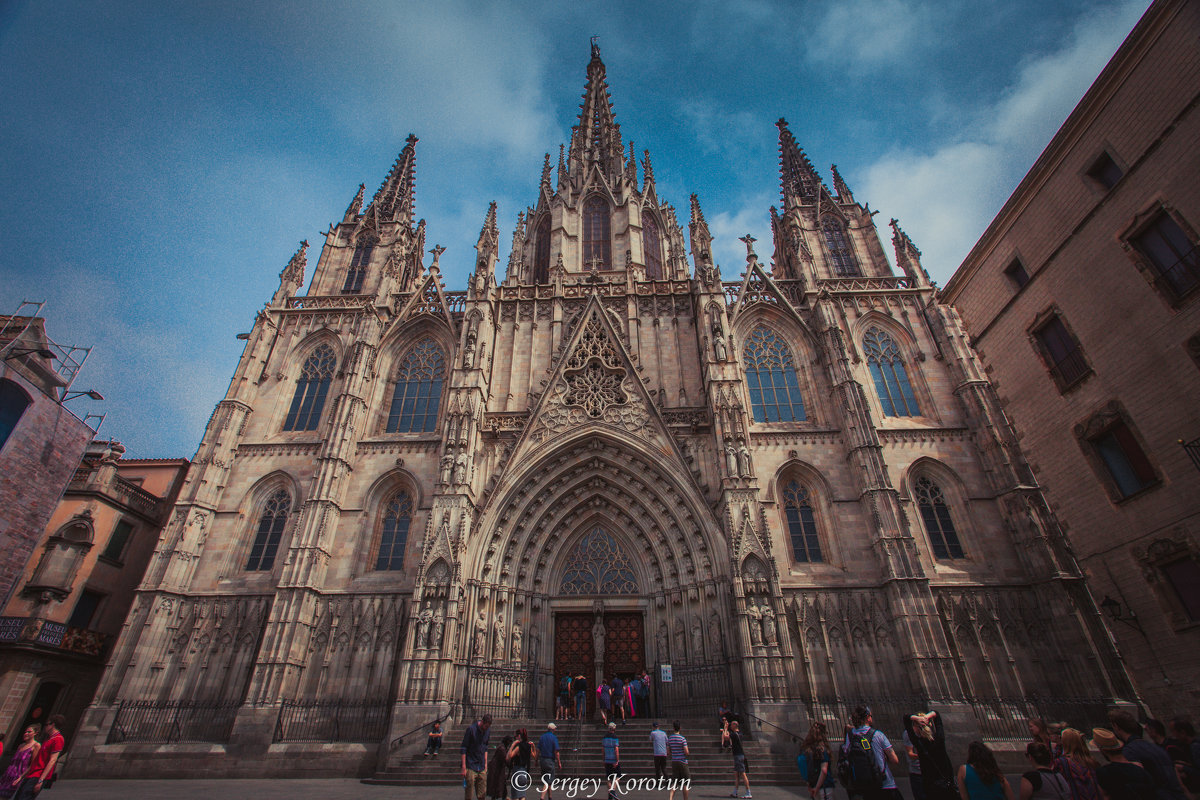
668 721 690 800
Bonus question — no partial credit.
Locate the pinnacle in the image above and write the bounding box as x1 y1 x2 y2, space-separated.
369 134 419 224
777 118 819 206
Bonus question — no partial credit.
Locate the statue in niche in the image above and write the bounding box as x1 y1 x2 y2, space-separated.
528 626 540 664
439 453 454 485
762 604 777 645
709 613 722 657
463 332 477 369
747 604 763 645
713 329 728 361
472 612 487 659
690 615 704 659
725 441 738 477
416 602 434 649
431 608 445 652
592 614 606 660
656 621 669 660
453 449 468 485
511 621 523 662
737 441 751 477
673 619 686 660
493 616 506 662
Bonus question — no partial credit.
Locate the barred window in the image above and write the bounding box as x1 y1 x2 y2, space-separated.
782 481 823 563
533 215 551 283
864 328 920 417
1032 313 1090 390
644 214 663 279
743 327 807 423
386 339 445 433
1131 212 1198 302
343 238 375 294
822 218 860 277
914 477 964 559
247 489 291 571
375 490 413 571
283 344 336 431
582 196 611 271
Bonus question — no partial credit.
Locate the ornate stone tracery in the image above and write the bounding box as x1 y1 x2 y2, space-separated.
559 527 639 595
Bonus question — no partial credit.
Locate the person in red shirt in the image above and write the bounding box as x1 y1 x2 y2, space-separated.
13 715 64 800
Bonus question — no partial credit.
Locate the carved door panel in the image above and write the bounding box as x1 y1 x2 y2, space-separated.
604 613 644 678
554 613 595 717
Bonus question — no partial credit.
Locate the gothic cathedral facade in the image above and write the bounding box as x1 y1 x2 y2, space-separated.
75 46 1135 777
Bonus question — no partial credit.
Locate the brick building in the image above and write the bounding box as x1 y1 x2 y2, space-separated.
72 44 1133 779
0 441 188 746
942 0 1200 717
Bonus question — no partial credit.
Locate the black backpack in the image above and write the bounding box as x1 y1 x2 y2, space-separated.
845 728 884 792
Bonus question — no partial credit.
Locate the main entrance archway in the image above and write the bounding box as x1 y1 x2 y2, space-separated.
552 610 645 718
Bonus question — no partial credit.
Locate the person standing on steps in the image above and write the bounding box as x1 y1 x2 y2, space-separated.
603 722 621 800
538 723 562 800
507 728 536 800
573 674 588 721
649 721 669 781
667 721 691 800
727 719 751 799
461 714 492 800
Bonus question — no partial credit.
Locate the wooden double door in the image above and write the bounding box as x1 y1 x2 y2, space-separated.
553 611 644 717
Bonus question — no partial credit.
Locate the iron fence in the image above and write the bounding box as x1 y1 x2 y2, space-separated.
654 662 733 718
107 700 239 744
274 699 391 743
463 663 539 719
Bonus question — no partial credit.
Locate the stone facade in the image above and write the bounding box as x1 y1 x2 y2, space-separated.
942 0 1200 718
73 45 1135 778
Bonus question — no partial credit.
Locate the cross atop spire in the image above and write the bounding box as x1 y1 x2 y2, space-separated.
367 134 418 225
568 40 624 182
776 119 821 208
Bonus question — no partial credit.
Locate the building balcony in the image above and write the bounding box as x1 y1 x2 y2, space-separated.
0 616 108 658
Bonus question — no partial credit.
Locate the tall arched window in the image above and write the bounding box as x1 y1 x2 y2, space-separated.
0 379 32 453
246 489 291 571
782 481 823 562
386 339 445 433
822 217 859 277
914 476 964 559
343 237 375 294
863 327 920 417
644 214 663 279
743 327 807 422
283 344 336 431
582 196 611 271
375 490 413 570
533 216 551 283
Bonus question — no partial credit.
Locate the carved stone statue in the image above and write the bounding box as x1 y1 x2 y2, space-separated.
762 605 777 645
656 621 669 660
737 441 751 477
690 615 703 658
673 619 686 660
528 625 540 664
440 454 454 485
453 450 468 485
463 333 477 369
431 609 445 651
416 603 434 649
747 604 763 646
725 441 738 477
592 614 606 660
511 620 523 662
493 616 506 662
709 613 722 657
713 331 728 361
472 612 487 658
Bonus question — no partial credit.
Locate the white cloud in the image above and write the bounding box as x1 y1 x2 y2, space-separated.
809 0 927 67
708 195 774 277
859 0 1149 283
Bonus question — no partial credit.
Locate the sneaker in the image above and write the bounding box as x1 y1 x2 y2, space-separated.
742 794 753 798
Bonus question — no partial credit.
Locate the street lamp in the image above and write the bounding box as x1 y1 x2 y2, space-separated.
62 389 104 402
1100 595 1143 633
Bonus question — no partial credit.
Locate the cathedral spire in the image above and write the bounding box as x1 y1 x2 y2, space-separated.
890 219 930 287
505 210 526 282
272 240 307 305
830 164 854 204
367 134 418 225
343 184 364 223
568 39 624 182
642 150 656 192
556 144 567 189
689 194 716 272
625 141 637 185
540 153 553 190
776 118 821 209
476 202 499 262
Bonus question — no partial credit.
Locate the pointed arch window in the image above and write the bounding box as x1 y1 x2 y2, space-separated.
914 476 964 559
246 489 291 571
864 327 920 417
533 216 551 283
559 527 639 594
375 490 413 571
386 339 445 433
743 327 807 422
644 214 663 279
822 217 859 277
343 237 375 294
283 344 336 431
582 196 611 271
782 481 823 563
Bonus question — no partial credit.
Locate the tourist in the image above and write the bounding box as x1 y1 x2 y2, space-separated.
638 670 653 717
844 705 900 800
1108 709 1188 800
957 741 1015 800
0 725 39 800
905 712 957 800
901 715 924 800
538 723 562 800
1146 720 1169 748
1052 728 1100 800
425 720 444 757
1018 742 1069 799
573 674 588 720
667 722 691 800
727 719 750 799
1048 722 1067 760
602 722 621 800
1167 718 1200 793
12 714 64 800
507 728 536 800
461 714 493 800
1091 727 1154 800
798 720 836 800
650 721 669 780
1028 719 1053 752
611 675 626 725
488 735 514 800
599 681 612 726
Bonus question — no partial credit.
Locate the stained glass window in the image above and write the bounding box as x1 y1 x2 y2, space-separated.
559 528 639 595
822 217 859 277
284 344 336 431
782 481 823 562
863 328 920 417
914 477 964 559
583 196 611 271
386 339 445 433
644 214 663 279
533 215 551 283
743 328 807 423
375 490 413 571
247 489 291 571
343 238 374 294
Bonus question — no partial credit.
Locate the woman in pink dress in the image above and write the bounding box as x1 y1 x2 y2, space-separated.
0 725 40 799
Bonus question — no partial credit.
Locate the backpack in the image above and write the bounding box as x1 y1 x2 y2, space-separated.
797 748 822 786
560 676 571 694
845 728 884 792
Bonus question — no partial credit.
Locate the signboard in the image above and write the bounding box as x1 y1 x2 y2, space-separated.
0 618 24 643
36 622 67 647
660 664 672 683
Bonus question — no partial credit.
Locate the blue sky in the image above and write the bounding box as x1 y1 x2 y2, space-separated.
0 0 1150 458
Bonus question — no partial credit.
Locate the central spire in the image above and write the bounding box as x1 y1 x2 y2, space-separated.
568 39 624 183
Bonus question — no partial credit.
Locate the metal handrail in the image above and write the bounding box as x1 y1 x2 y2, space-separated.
389 701 460 752
737 707 806 745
